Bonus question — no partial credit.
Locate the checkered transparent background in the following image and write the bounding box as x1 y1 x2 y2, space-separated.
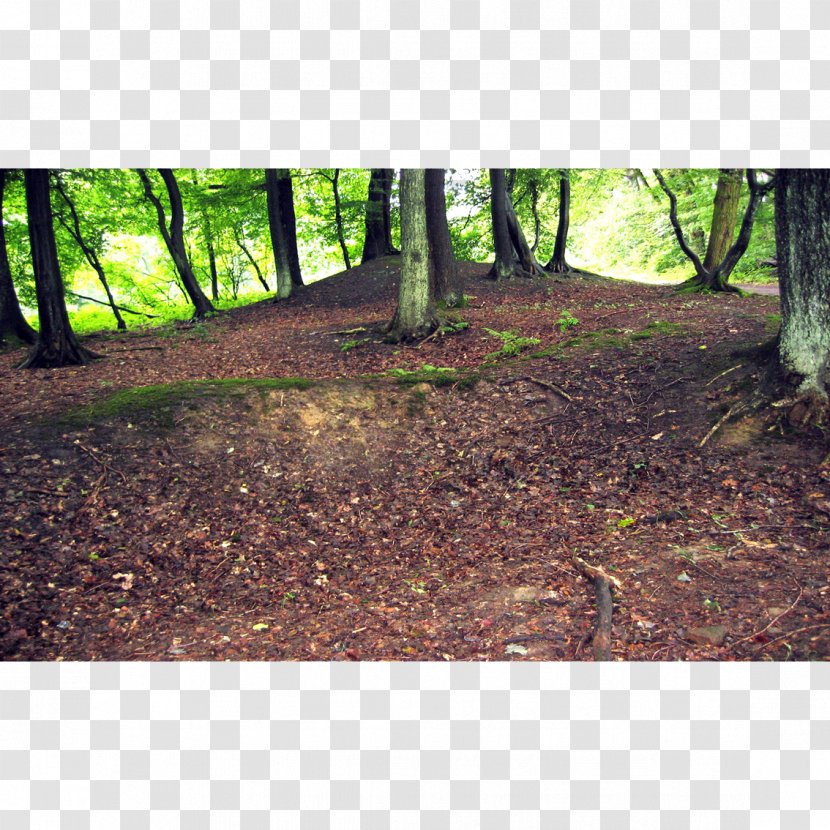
1 663 828 827
0 0 828 168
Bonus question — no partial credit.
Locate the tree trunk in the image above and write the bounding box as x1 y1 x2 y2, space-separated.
19 170 98 369
0 170 37 346
488 169 541 280
703 169 743 273
776 169 830 423
265 169 293 299
332 169 351 270
276 170 303 286
545 171 573 274
54 175 126 331
361 169 398 263
235 233 270 292
137 169 215 319
655 169 771 294
424 169 459 305
529 178 541 253
387 169 436 342
207 237 219 302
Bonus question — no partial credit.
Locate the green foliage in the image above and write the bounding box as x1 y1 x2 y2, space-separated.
483 328 541 358
556 309 580 332
340 339 365 352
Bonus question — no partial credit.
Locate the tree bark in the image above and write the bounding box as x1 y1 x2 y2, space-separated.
488 169 541 280
0 170 37 346
137 169 215 319
655 169 771 294
265 169 293 299
776 169 830 423
234 232 270 292
276 170 303 286
703 169 743 273
545 170 573 274
424 169 459 305
387 169 437 342
361 169 398 263
19 170 98 369
332 169 351 270
54 175 126 331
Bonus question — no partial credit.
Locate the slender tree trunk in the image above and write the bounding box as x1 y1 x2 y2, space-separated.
265 169 293 299
275 170 302 286
0 170 37 346
529 178 541 253
703 169 743 273
137 169 215 319
235 233 270 292
54 175 126 331
19 170 98 368
332 169 351 270
361 169 398 263
776 169 830 424
207 237 219 302
545 171 573 274
387 169 436 342
424 168 459 305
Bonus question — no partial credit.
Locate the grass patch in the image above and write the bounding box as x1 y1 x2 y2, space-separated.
64 377 315 425
387 364 479 389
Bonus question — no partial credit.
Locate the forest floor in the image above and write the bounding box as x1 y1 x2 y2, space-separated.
1 259 829 662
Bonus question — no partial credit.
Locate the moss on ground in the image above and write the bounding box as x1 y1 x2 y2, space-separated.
64 377 315 425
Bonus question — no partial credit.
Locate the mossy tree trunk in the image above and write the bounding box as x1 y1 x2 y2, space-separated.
776 169 830 425
19 170 98 369
425 168 460 305
387 169 437 342
0 169 37 347
703 169 743 273
137 169 215 319
265 169 293 300
361 169 398 263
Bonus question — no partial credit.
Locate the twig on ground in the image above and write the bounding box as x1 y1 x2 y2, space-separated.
704 364 744 387
74 442 127 482
730 586 803 649
572 556 622 661
752 623 830 655
699 401 746 448
528 376 573 402
635 377 691 407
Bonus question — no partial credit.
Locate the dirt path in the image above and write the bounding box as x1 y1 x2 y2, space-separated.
1 261 827 662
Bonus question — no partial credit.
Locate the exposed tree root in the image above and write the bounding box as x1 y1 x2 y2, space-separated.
699 389 767 447
572 556 622 661
675 276 743 295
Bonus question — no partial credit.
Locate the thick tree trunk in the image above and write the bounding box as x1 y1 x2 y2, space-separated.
19 170 98 369
703 169 742 273
0 170 37 346
265 169 293 300
275 170 302 286
138 169 215 319
332 169 351 270
488 169 541 280
545 171 573 274
424 169 459 305
776 169 830 423
54 175 126 331
361 169 398 263
387 169 437 342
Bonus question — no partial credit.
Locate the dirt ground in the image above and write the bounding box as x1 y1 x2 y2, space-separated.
1 260 828 662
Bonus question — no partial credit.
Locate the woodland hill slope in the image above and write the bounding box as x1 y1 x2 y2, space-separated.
1 260 828 661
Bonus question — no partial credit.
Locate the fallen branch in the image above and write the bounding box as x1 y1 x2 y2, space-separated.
572 556 622 661
752 622 830 655
105 346 165 354
730 586 803 649
699 401 746 448
705 364 744 387
74 441 127 483
66 290 159 318
528 376 573 402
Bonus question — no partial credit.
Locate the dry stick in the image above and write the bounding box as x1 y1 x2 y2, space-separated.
528 376 573 402
698 401 746 448
730 586 803 649
572 556 622 661
635 377 691 407
704 364 744 387
74 442 128 483
752 623 830 655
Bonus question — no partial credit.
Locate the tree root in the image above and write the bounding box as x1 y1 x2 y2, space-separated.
699 389 767 448
572 556 622 661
